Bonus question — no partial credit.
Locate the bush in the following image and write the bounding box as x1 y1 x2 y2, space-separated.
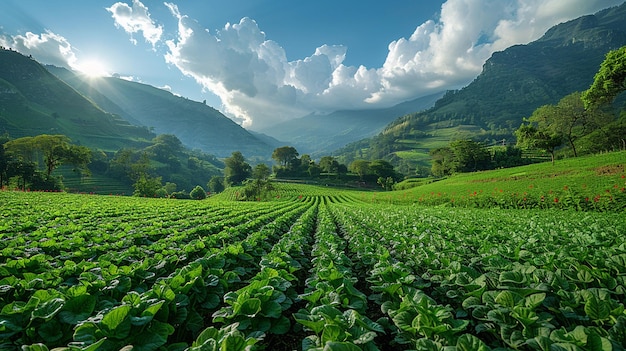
190 185 207 200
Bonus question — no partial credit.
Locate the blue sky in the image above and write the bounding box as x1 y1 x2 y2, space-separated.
1 0 623 130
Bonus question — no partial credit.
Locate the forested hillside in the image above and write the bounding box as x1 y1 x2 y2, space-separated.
47 66 276 159
334 3 626 171
0 49 154 151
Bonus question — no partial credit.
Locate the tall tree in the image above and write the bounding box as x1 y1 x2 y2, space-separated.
349 160 370 180
272 146 299 168
449 140 491 171
224 151 251 186
4 134 91 178
515 123 562 165
582 46 626 108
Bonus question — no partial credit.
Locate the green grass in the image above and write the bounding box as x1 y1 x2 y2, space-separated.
382 151 626 210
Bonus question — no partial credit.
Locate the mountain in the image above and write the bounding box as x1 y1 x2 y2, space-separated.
257 92 444 157
47 66 275 159
0 49 154 151
334 3 626 170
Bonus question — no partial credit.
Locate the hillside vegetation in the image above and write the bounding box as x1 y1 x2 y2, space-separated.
335 3 626 172
0 50 154 151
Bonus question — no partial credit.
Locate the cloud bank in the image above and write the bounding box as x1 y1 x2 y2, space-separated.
0 30 78 69
157 0 622 129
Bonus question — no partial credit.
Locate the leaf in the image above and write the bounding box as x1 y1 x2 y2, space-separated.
236 298 261 317
456 334 490 351
37 319 64 343
193 326 220 347
322 342 362 351
32 298 65 320
584 295 610 321
20 343 49 351
261 300 282 318
322 325 345 344
525 293 546 309
353 331 376 345
586 333 612 351
270 316 291 335
131 320 174 351
59 294 96 324
221 333 247 351
101 305 132 339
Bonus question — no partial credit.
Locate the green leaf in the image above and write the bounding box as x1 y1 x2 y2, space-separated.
236 298 261 317
221 333 247 351
131 320 175 350
524 293 546 309
456 334 490 351
101 305 132 339
59 295 97 325
20 343 49 351
37 319 64 343
193 326 220 347
322 325 345 344
32 298 65 320
586 333 612 351
270 316 291 335
584 295 610 321
261 300 282 318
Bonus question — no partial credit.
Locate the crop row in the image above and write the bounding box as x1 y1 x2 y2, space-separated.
0 192 316 349
2 191 626 350
329 203 626 350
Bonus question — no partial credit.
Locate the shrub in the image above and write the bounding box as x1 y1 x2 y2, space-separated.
190 185 207 200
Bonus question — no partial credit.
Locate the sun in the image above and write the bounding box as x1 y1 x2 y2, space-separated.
77 59 110 78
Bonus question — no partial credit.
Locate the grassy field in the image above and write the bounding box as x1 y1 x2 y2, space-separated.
386 151 626 210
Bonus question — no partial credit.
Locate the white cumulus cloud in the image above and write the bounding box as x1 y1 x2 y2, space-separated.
107 0 163 47
0 30 79 69
159 0 622 130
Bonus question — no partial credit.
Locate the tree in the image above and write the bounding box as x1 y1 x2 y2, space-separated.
224 151 251 186
515 123 562 165
272 146 299 168
349 160 370 180
4 134 91 179
582 46 626 108
430 147 457 177
208 176 225 193
449 140 491 172
252 163 271 180
190 185 207 200
133 174 162 197
369 159 400 180
319 156 339 173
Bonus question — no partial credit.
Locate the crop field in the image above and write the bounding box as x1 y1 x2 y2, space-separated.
1 187 625 351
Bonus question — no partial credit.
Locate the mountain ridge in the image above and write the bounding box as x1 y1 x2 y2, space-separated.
46 66 276 159
333 2 626 170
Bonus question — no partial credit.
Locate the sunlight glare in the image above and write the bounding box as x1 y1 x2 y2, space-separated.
77 59 110 78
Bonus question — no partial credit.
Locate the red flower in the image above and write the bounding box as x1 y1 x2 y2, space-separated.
554 198 559 203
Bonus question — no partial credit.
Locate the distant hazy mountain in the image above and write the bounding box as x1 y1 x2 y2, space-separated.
334 3 626 168
47 66 274 158
257 92 444 156
0 49 154 151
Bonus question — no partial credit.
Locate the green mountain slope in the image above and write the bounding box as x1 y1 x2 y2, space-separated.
257 92 444 157
47 66 274 158
335 3 626 170
0 49 154 151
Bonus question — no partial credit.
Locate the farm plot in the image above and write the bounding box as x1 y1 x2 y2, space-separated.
1 191 625 350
